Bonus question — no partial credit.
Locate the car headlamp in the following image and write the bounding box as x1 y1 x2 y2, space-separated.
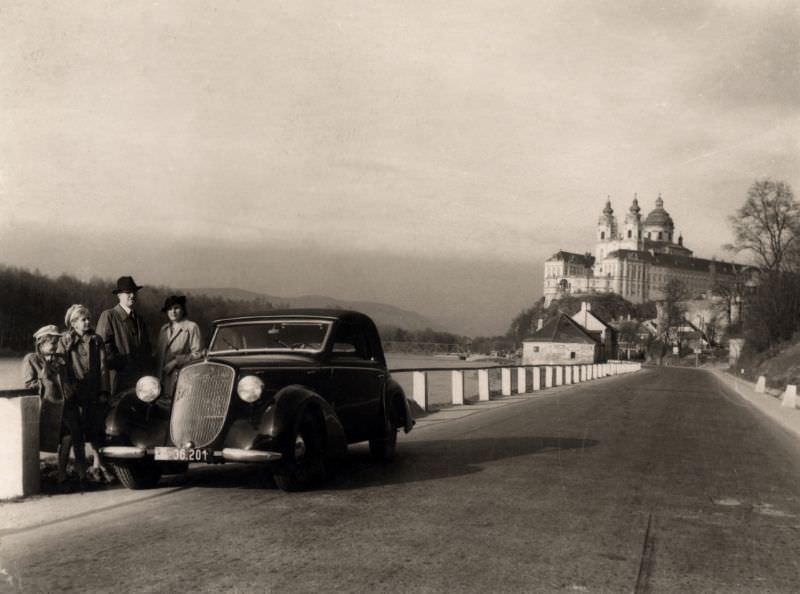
135 376 161 403
237 375 264 403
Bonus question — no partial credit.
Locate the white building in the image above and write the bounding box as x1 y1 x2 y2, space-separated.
543 195 741 305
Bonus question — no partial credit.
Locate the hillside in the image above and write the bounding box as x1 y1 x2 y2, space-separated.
738 340 800 389
186 288 438 331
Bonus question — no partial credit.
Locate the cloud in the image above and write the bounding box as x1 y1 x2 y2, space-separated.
0 1 798 331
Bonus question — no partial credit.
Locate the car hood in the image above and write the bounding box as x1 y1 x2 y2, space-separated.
205 353 323 369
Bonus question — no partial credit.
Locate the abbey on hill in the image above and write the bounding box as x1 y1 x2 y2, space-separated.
543 195 739 305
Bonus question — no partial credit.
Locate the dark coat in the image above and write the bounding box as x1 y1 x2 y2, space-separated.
59 330 110 442
58 330 109 401
96 304 153 396
21 352 81 452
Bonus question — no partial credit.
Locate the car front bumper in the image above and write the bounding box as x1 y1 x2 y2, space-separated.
99 445 282 463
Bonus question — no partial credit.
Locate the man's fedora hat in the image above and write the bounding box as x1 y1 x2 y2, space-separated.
112 276 143 294
161 295 187 312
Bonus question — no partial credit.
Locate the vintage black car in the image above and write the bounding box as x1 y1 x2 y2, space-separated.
100 310 413 491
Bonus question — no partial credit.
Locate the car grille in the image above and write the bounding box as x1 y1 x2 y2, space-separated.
170 363 235 448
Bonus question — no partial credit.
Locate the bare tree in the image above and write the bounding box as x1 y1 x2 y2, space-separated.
712 265 749 332
726 179 799 272
658 279 688 343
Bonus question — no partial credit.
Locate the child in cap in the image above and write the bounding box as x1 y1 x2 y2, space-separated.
22 324 87 488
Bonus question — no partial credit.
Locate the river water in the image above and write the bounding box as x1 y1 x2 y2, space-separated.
0 354 509 406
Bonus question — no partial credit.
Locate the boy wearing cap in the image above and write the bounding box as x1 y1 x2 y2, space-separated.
156 295 203 399
22 325 87 487
96 275 153 398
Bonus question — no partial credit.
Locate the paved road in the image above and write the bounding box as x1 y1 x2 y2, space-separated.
3 367 800 593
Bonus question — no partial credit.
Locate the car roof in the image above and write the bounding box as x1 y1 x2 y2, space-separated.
212 308 373 326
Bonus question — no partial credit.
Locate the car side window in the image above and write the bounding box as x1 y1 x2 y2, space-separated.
331 323 373 361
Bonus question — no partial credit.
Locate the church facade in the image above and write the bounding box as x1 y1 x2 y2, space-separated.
543 195 740 305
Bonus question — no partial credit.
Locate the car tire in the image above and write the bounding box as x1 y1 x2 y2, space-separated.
273 412 325 492
369 414 397 462
110 460 163 490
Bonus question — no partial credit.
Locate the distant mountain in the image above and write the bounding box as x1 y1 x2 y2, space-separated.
185 288 439 331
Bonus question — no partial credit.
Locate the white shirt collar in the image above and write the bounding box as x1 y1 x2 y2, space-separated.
120 303 133 316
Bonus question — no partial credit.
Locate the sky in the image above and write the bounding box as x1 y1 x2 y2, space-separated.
1 1 798 335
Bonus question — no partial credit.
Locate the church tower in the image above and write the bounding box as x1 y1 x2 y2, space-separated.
596 198 617 242
622 194 642 249
595 198 617 261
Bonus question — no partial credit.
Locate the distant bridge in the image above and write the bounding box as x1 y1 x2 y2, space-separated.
382 341 469 356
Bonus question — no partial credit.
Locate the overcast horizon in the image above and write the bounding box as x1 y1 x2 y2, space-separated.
2 1 798 335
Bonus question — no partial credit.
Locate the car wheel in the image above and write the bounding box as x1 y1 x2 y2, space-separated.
110 459 162 490
273 412 325 492
369 414 397 462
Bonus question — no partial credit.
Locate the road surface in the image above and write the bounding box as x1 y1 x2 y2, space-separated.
3 367 800 593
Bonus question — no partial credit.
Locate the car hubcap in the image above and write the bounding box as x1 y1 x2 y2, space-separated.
294 434 306 460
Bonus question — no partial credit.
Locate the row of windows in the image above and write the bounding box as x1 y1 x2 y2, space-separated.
599 229 672 241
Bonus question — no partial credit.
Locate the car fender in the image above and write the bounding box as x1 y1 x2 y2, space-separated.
105 390 170 448
386 378 414 433
255 385 347 459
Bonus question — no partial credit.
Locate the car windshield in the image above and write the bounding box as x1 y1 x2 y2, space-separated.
209 320 332 354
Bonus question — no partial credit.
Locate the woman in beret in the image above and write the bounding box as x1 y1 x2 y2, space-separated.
155 295 203 400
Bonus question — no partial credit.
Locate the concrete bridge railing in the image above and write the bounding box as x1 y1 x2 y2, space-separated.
0 389 40 499
391 361 642 413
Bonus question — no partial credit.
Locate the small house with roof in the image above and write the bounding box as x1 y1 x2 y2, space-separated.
570 301 617 360
522 313 600 365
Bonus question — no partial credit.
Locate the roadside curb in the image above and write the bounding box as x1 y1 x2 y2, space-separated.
412 371 634 431
708 367 800 441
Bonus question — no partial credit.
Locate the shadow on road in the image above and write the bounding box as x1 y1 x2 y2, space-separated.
332 436 599 490
169 436 598 491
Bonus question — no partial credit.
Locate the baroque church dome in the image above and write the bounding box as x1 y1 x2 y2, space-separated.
643 195 674 229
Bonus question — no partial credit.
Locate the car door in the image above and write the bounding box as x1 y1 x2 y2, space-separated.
328 321 385 441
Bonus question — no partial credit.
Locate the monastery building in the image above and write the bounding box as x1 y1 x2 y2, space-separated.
543 195 739 305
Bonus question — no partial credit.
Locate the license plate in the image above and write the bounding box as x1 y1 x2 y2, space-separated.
154 447 211 462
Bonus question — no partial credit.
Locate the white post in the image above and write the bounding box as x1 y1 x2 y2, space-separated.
0 395 40 499
555 366 563 386
545 366 553 388
451 370 465 405
755 376 766 393
501 368 512 396
478 369 490 401
532 367 541 391
412 371 428 411
781 385 797 409
564 366 572 385
517 367 527 394
581 365 588 381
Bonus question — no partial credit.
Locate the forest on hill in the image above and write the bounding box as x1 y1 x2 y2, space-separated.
0 265 471 356
0 265 279 355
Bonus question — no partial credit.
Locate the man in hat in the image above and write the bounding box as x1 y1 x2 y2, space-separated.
96 276 153 398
